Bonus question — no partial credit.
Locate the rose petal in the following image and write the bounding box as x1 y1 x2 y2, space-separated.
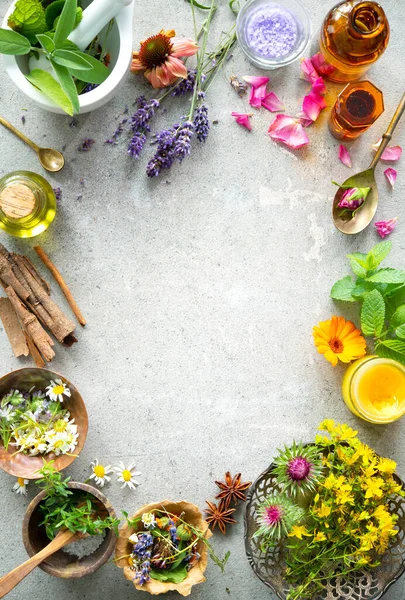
295 110 314 128
300 57 318 83
248 84 268 108
268 114 309 149
231 112 253 131
384 167 397 188
242 76 270 88
372 139 402 161
310 52 335 77
261 91 285 112
375 217 398 238
311 77 326 96
338 145 352 168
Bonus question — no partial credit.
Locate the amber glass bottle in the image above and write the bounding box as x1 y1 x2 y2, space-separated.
329 80 384 140
319 1 390 82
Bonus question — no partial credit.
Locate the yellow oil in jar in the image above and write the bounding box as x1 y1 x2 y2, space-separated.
0 171 56 238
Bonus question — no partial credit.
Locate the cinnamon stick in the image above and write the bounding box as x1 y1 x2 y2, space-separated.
5 287 55 362
18 255 51 294
25 333 46 367
0 254 30 302
33 246 86 326
0 298 29 357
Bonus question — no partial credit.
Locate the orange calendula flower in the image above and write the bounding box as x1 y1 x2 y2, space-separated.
131 29 198 89
312 316 366 366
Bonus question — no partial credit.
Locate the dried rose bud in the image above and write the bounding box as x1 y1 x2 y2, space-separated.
337 186 371 211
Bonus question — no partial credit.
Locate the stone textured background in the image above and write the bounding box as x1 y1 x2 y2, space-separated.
0 0 404 598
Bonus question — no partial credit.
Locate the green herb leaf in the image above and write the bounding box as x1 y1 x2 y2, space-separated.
366 241 392 270
68 52 110 84
0 28 31 54
375 342 405 365
361 289 385 337
330 276 356 302
45 0 65 29
395 325 405 340
50 60 79 113
391 305 405 328
351 282 377 299
366 268 405 284
347 254 368 278
378 339 405 355
53 0 76 46
347 252 368 269
25 69 74 115
7 0 46 44
53 48 92 70
150 564 188 583
36 32 54 53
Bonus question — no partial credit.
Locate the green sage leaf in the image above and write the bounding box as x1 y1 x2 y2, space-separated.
69 52 110 84
0 28 31 54
25 68 74 115
366 241 392 270
53 48 92 70
36 32 54 53
366 268 405 284
53 0 76 46
391 305 405 328
50 60 79 114
361 289 385 337
330 276 356 302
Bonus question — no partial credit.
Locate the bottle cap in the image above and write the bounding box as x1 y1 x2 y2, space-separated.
0 183 36 219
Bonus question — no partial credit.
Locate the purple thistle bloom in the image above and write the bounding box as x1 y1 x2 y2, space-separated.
287 457 311 481
128 131 147 158
194 103 209 143
52 187 62 203
171 70 197 96
77 138 95 152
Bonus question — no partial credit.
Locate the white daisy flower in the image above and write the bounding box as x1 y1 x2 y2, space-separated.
114 462 141 491
13 477 29 495
45 379 71 403
142 512 156 529
46 430 78 455
89 459 113 487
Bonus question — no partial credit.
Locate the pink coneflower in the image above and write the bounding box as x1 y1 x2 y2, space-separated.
131 29 198 89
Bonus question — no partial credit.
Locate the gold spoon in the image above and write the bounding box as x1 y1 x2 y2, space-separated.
0 116 65 173
333 91 405 235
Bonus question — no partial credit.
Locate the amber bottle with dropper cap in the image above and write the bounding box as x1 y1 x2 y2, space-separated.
0 171 56 238
319 1 390 82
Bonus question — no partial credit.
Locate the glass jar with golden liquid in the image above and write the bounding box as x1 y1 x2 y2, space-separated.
342 356 405 424
0 171 56 238
319 1 390 83
329 80 384 140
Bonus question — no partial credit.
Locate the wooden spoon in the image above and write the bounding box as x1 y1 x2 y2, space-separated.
0 528 80 597
332 92 405 235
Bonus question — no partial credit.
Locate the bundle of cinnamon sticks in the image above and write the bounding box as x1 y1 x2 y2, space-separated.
0 243 85 367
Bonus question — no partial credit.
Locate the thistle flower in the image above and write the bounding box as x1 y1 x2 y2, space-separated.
273 442 323 497
254 493 305 543
171 69 197 96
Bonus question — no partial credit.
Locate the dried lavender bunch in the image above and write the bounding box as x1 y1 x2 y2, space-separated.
146 120 195 177
127 97 160 158
171 69 197 96
194 92 209 143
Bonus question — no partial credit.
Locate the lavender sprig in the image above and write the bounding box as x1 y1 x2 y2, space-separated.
171 69 197 96
127 98 160 158
194 93 209 143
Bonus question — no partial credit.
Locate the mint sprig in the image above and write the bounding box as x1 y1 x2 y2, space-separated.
331 241 405 365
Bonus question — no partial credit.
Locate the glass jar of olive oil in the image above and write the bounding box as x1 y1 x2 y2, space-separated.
0 171 56 238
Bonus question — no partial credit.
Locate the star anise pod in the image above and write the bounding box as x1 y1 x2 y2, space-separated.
205 500 236 534
215 472 252 510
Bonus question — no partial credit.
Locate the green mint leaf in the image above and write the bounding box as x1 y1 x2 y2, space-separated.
7 0 46 44
36 32 54 53
366 240 392 270
68 51 110 84
50 60 79 113
45 0 66 29
53 48 92 70
53 0 77 46
0 28 31 54
330 276 356 302
395 325 405 340
25 69 74 115
366 268 405 284
375 342 405 365
347 254 368 278
378 339 405 355
361 289 385 337
347 252 368 269
391 305 405 328
351 282 377 299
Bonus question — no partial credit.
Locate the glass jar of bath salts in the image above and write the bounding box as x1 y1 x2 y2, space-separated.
236 0 311 69
342 355 405 424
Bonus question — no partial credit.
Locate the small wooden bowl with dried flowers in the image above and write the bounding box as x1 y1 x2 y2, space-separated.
115 500 213 597
0 368 88 479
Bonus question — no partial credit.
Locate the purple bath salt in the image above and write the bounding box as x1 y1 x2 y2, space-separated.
245 3 299 59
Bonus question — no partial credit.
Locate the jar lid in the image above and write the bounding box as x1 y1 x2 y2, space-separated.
0 183 36 219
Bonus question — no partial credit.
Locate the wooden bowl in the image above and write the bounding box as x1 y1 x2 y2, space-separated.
22 482 117 578
0 368 88 479
115 499 212 596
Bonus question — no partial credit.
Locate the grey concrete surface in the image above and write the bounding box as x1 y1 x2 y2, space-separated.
0 0 404 598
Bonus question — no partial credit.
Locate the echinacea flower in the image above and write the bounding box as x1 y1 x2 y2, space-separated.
375 217 398 239
268 114 309 149
90 459 113 487
253 493 305 542
337 186 370 212
231 112 253 131
338 144 352 168
242 75 270 108
313 316 367 367
372 139 402 162
273 441 323 498
45 380 71 403
384 167 397 188
114 461 141 490
13 477 29 495
131 29 198 89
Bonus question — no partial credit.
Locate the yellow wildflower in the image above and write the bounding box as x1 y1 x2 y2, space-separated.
315 434 330 445
288 525 310 540
318 419 335 433
356 555 371 567
377 458 397 474
315 503 331 518
364 477 385 499
358 511 370 521
313 531 327 542
335 423 358 442
363 465 376 478
335 486 354 506
375 533 390 554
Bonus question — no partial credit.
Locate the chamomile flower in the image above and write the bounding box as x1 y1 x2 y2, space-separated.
141 512 156 529
46 430 78 455
90 459 113 487
45 379 71 403
13 477 29 495
114 462 141 491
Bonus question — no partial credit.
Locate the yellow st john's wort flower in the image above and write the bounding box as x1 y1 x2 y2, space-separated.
313 531 327 542
376 458 397 474
363 477 385 499
288 525 310 540
315 503 331 518
312 316 366 366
